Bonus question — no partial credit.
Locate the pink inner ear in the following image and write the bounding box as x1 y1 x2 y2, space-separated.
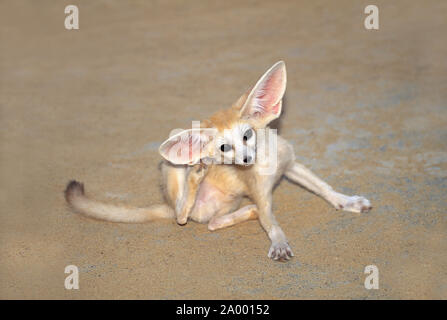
165 131 207 164
253 68 284 116
160 128 216 164
271 101 281 115
188 136 194 162
163 134 195 164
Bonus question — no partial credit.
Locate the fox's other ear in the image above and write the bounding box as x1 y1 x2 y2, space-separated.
240 61 287 126
159 128 216 165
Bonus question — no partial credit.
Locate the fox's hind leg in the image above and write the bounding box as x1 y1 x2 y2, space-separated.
161 161 208 225
176 164 208 225
285 162 372 213
207 205 258 231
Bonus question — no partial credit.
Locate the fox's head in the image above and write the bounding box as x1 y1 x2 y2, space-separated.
159 61 287 167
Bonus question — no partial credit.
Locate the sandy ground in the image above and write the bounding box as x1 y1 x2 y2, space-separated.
1 0 446 299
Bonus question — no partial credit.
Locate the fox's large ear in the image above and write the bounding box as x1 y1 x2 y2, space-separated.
239 61 287 126
159 128 216 165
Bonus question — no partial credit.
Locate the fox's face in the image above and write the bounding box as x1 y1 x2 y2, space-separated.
213 122 257 166
159 61 287 166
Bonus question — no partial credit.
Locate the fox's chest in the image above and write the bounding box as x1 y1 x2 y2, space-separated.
195 180 227 205
189 175 241 223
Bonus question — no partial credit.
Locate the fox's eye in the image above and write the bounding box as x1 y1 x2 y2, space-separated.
243 129 253 141
220 144 232 152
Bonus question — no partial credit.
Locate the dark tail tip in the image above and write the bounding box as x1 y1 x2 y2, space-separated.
65 180 85 202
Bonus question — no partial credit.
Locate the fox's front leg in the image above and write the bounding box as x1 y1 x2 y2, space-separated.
176 164 208 225
254 191 294 261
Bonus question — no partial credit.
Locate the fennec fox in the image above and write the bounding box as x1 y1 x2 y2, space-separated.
65 61 372 261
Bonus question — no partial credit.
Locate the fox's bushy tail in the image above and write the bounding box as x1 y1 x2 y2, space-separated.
64 180 174 223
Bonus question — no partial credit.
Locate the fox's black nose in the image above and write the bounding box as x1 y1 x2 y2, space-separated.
243 156 252 163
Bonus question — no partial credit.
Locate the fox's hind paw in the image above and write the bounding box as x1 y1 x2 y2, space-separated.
188 164 208 184
335 195 372 213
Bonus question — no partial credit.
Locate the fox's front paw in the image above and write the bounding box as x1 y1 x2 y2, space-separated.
268 242 294 262
336 195 372 213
